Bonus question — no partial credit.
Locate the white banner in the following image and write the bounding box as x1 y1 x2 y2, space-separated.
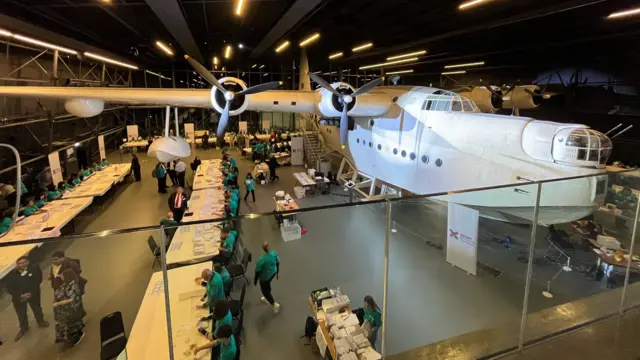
48 151 63 186
184 123 195 143
446 203 479 275
98 135 106 160
239 121 247 134
126 125 139 140
291 136 304 166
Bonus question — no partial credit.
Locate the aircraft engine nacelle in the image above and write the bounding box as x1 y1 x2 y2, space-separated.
64 98 104 117
502 85 542 110
458 87 502 113
210 77 249 116
317 82 355 117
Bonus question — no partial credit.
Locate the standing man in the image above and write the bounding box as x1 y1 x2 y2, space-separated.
5 256 49 341
254 242 281 313
168 186 188 222
131 154 141 182
175 159 187 188
154 162 167 194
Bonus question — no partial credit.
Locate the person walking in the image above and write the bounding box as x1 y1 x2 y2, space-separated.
168 186 187 222
175 159 187 188
254 242 281 313
131 154 141 182
268 155 280 181
5 256 49 341
154 162 167 193
49 251 87 318
52 268 85 348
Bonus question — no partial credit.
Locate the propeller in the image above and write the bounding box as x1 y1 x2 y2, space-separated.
185 55 282 138
308 71 383 147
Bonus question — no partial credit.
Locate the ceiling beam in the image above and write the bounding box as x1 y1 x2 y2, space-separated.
144 0 205 63
251 0 322 58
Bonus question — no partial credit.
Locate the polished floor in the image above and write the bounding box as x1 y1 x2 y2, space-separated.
0 146 638 359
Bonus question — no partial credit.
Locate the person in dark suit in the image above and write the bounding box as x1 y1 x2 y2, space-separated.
131 154 141 182
168 186 188 222
5 256 49 341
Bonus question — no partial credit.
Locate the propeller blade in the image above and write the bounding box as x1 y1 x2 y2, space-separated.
352 77 383 97
340 102 349 146
308 72 341 97
524 88 539 97
503 85 516 97
483 84 501 98
216 100 231 138
556 70 566 87
237 81 282 96
185 55 225 92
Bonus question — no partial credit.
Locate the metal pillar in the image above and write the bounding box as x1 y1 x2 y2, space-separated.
619 197 640 314
52 49 59 85
380 200 391 356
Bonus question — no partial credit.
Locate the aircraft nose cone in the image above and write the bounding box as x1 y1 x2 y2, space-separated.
343 94 353 103
224 91 235 101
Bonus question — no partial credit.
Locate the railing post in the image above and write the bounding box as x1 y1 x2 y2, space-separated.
518 182 542 351
160 227 175 360
381 200 391 356
619 196 640 314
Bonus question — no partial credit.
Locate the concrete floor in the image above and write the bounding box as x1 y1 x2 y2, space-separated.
0 146 636 359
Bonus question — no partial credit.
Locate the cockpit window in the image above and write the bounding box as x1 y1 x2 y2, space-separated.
559 128 613 167
451 100 462 112
435 100 450 111
462 100 474 112
422 93 479 112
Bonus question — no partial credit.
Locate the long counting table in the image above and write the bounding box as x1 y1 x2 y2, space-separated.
183 189 225 223
166 224 222 266
127 263 212 360
0 197 93 278
63 164 131 199
192 159 224 191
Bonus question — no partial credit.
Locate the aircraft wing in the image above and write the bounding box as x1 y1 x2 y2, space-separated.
0 86 213 108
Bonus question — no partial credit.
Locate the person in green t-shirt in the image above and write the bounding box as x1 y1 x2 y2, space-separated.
100 158 110 167
363 295 382 349
47 184 62 201
159 212 179 244
243 173 255 202
214 263 232 295
0 208 14 234
193 324 237 360
22 198 42 217
199 269 224 313
214 230 236 264
34 192 47 209
254 242 280 313
197 300 232 340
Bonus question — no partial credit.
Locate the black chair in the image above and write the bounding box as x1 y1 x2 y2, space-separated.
229 283 246 320
147 236 161 268
100 311 127 360
227 249 251 287
232 310 244 348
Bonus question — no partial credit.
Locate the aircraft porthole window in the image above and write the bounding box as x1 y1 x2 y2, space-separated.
410 153 416 161
422 155 429 164
435 158 443 167
357 138 360 144
368 142 372 148
401 150 407 158
393 148 398 155
392 96 398 103
377 144 382 150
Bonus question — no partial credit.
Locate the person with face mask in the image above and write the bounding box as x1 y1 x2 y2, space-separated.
5 256 49 341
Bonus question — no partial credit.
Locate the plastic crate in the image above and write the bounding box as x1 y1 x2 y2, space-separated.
294 186 306 199
281 223 302 242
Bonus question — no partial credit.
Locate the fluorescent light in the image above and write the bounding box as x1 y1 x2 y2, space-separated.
442 70 466 75
236 0 244 15
329 52 343 60
213 56 219 65
444 61 485 69
459 0 491 10
145 70 171 80
84 52 138 69
0 28 13 37
8 33 78 54
224 45 232 59
608 7 640 19
387 69 414 75
155 41 173 56
352 42 373 52
74 142 80 147
359 57 417 70
342 69 349 72
312 71 321 74
180 80 184 83
238 43 244 49
259 65 265 69
251 64 257 68
387 50 426 61
263 73 269 76
275 41 290 53
299 33 320 47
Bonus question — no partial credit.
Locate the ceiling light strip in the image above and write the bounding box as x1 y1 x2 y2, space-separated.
155 41 174 56
224 45 232 59
386 69 414 75
236 0 244 16
352 42 373 52
328 52 343 59
442 70 466 75
444 61 485 69
275 41 290 53
299 33 320 47
359 57 417 70
0 28 78 54
84 52 138 69
608 7 640 19
386 50 426 61
459 0 490 10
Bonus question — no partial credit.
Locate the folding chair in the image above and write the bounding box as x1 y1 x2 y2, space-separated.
100 311 128 360
229 283 246 320
227 248 251 287
147 236 161 268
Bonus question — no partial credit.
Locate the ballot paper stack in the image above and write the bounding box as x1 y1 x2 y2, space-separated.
334 337 357 357
322 295 350 314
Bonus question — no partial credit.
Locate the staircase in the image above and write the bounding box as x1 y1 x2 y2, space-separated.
300 114 329 168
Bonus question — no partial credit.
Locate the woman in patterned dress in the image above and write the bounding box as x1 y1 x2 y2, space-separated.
52 268 85 348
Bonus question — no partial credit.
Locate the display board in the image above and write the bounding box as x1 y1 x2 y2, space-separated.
262 118 270 131
446 202 479 275
184 123 195 143
239 121 248 134
48 151 63 185
98 135 106 160
126 125 139 140
291 136 304 166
